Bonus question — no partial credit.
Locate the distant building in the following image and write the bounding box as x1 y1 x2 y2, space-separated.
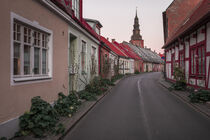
130 10 144 48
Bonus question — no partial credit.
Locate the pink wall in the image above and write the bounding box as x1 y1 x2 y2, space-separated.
0 0 69 123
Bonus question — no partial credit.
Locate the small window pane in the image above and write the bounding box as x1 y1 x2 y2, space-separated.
198 48 201 74
34 48 40 74
191 51 194 74
17 33 21 41
17 24 20 32
24 45 31 75
194 50 196 74
13 32 16 40
14 23 16 31
42 49 47 74
202 47 205 75
14 43 21 75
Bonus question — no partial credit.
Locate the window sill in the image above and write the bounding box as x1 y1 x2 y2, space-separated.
13 76 52 83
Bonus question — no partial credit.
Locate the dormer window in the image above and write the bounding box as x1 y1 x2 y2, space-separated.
72 0 80 19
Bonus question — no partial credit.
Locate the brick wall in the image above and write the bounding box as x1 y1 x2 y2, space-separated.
165 0 202 40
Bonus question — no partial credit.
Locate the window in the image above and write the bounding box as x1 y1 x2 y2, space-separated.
190 45 205 76
179 51 184 71
72 0 80 19
171 53 175 75
81 41 86 72
13 21 51 82
91 46 96 58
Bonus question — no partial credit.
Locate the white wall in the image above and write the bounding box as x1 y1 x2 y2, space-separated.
190 31 196 45
69 26 99 91
129 59 135 74
207 22 210 52
175 46 179 60
185 39 189 58
197 25 205 43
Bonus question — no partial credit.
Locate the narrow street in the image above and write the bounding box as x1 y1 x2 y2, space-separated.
64 72 210 140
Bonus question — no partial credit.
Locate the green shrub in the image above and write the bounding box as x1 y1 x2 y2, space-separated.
111 74 124 82
85 77 110 95
54 92 81 117
78 90 97 101
15 96 60 138
134 71 140 74
170 67 186 91
188 89 210 103
101 78 115 86
0 137 7 140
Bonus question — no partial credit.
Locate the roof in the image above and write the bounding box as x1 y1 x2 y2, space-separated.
123 42 164 64
85 18 103 28
163 0 210 48
112 41 129 58
120 43 142 60
100 36 127 57
50 0 100 42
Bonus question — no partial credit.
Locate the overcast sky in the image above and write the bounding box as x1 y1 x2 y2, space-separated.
83 0 173 53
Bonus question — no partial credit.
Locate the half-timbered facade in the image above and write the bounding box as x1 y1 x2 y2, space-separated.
163 0 210 89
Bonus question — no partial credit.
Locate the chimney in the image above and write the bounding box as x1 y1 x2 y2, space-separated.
112 39 115 43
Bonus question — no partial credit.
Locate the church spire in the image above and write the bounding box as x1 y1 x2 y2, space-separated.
130 9 144 48
136 7 138 18
131 9 142 41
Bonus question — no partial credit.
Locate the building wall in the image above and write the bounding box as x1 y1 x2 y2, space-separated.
134 60 143 73
109 53 118 77
0 0 69 132
100 47 110 78
68 26 99 91
164 0 202 39
129 59 135 74
144 62 153 72
130 40 144 48
165 21 210 89
119 58 130 74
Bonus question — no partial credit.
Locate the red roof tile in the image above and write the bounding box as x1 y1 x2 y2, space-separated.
100 36 127 57
50 0 100 41
163 0 210 48
112 41 129 57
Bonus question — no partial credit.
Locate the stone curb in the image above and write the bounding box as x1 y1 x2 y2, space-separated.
159 79 210 119
12 74 138 140
56 75 131 140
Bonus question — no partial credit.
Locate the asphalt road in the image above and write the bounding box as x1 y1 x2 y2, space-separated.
64 72 210 140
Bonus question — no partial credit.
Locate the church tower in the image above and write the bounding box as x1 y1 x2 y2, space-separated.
130 9 144 48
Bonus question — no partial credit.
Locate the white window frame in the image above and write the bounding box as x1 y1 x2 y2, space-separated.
11 12 53 85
